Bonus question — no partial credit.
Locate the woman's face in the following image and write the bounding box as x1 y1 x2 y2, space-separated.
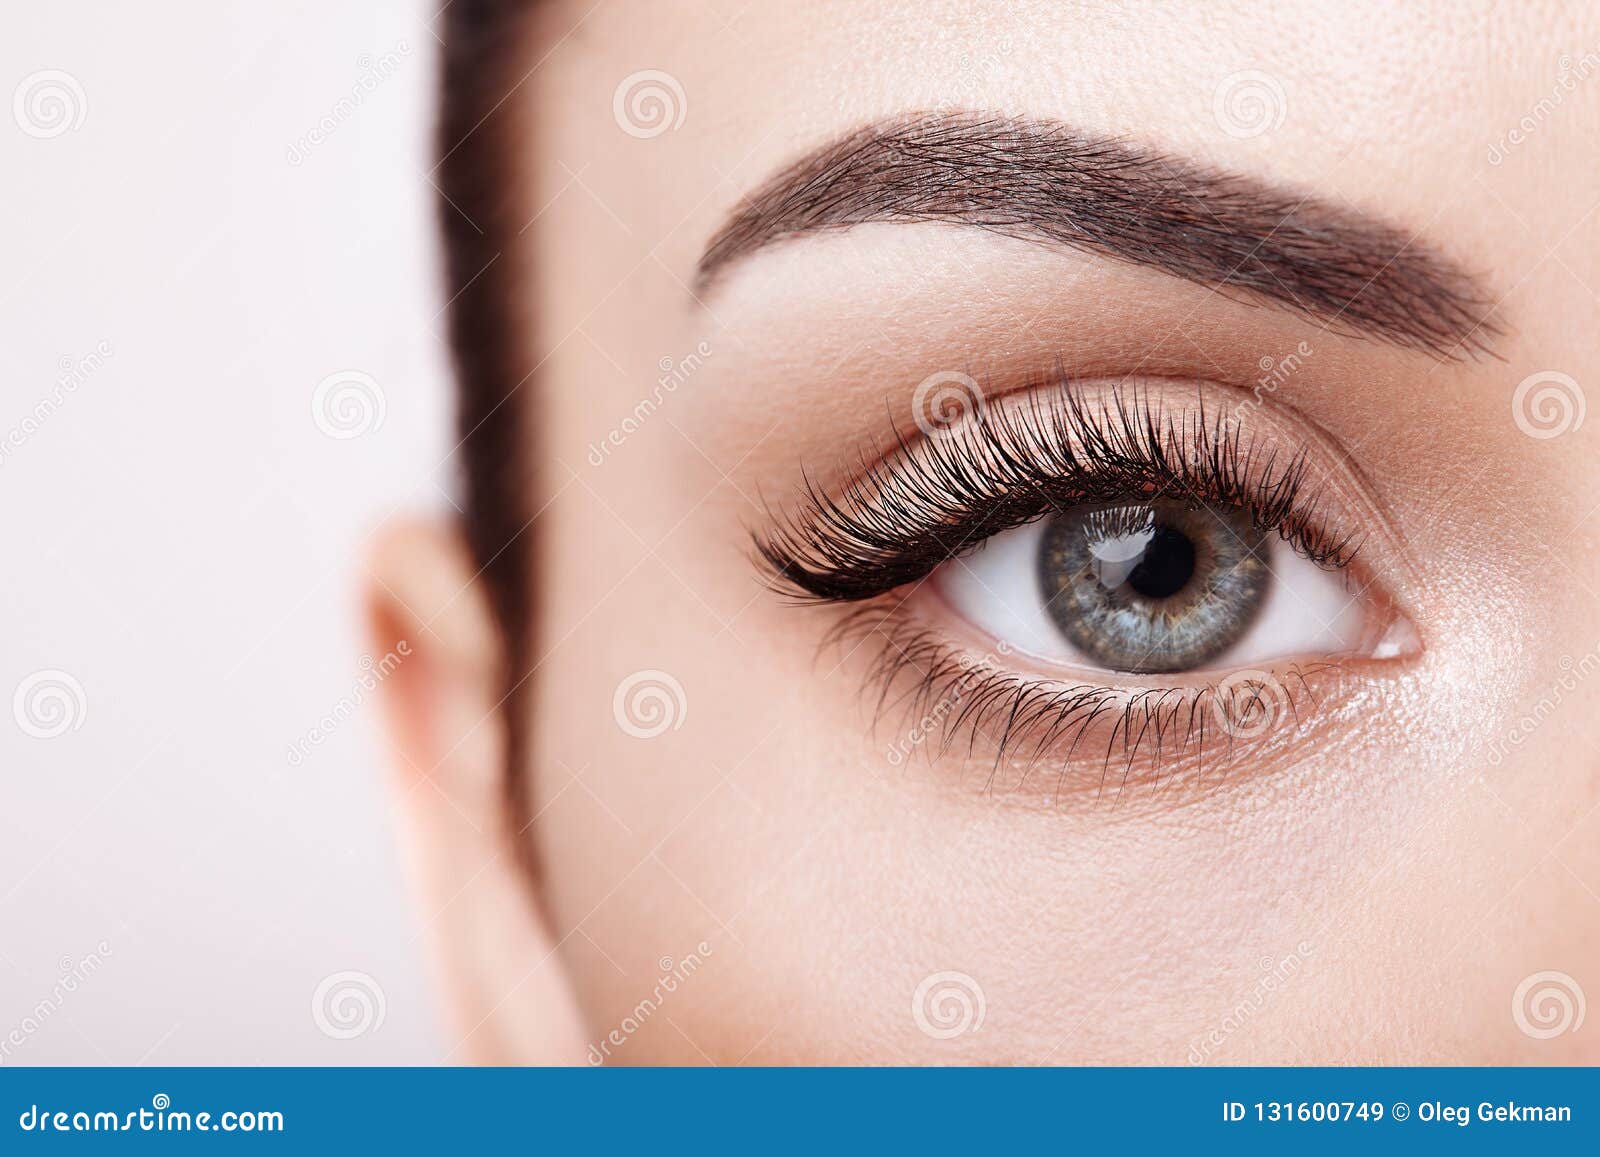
375 0 1600 1063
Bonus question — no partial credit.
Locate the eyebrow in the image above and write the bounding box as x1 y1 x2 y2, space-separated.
696 113 1498 358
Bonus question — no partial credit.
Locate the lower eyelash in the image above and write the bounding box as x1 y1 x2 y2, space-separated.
831 602 1347 800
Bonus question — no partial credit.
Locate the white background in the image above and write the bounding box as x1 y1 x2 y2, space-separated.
0 2 451 1062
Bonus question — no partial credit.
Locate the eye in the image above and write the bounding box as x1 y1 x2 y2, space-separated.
757 378 1419 777
936 497 1372 675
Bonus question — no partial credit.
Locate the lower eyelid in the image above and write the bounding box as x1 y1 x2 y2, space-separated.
834 599 1381 804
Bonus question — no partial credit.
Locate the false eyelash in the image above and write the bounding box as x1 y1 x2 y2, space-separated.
756 379 1359 604
833 602 1344 794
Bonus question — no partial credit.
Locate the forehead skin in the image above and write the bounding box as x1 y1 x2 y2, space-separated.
507 1 1600 1063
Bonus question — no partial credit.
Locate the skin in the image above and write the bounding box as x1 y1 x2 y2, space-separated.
369 0 1600 1064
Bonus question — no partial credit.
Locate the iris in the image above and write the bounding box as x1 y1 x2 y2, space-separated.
1036 501 1269 672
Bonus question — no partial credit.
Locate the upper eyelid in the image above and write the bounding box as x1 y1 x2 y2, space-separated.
757 377 1365 603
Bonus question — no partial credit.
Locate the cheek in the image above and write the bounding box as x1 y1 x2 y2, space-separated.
528 495 1599 1065
529 485 1363 1063
521 324 1600 1065
532 542 1570 1064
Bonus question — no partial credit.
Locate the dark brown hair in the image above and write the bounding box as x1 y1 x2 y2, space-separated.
436 0 539 820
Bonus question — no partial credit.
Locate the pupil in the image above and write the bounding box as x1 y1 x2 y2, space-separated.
1124 525 1195 599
